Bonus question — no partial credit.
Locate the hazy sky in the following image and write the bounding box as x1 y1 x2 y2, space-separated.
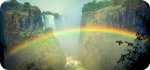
15 0 103 56
16 0 100 14
16 0 102 26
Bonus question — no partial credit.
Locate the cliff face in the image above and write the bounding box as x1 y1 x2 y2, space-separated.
0 1 66 70
79 0 146 70
81 4 139 30
1 1 43 47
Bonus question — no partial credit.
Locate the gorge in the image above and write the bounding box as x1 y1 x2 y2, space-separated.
0 0 150 70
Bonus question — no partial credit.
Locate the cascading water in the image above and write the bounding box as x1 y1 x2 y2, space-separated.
42 13 84 70
42 13 66 31
54 15 65 30
42 14 56 31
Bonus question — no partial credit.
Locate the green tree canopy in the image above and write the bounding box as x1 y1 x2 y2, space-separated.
24 2 31 8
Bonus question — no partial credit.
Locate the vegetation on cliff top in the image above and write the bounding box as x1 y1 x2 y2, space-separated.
82 0 140 12
42 11 61 19
0 0 44 47
81 0 150 70
1 0 40 12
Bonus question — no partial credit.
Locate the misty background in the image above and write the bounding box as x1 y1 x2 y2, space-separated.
14 0 102 56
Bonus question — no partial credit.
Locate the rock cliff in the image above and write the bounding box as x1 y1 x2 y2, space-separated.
0 0 43 47
79 0 146 70
0 0 66 70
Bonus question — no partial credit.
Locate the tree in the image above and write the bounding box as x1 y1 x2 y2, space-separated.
82 0 114 12
24 2 31 8
111 0 119 6
10 0 17 3
1 0 19 11
116 1 150 70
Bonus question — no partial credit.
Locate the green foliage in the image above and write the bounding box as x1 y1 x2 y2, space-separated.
1 0 39 12
116 4 150 69
23 2 31 9
10 0 17 3
82 0 136 12
111 0 123 6
82 0 112 12
22 62 40 70
111 0 140 7
116 34 150 70
82 1 98 12
1 0 20 11
42 11 60 19
42 11 52 15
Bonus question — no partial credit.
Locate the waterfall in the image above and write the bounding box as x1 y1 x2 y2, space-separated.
42 13 67 31
54 15 67 30
42 15 56 31
42 12 79 56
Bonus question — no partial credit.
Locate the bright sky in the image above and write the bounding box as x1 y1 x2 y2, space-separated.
16 0 96 14
15 0 102 27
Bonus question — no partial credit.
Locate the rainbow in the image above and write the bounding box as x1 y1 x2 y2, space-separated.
5 26 136 57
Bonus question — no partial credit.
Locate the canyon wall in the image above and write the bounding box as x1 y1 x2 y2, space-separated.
79 0 148 70
0 0 66 70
